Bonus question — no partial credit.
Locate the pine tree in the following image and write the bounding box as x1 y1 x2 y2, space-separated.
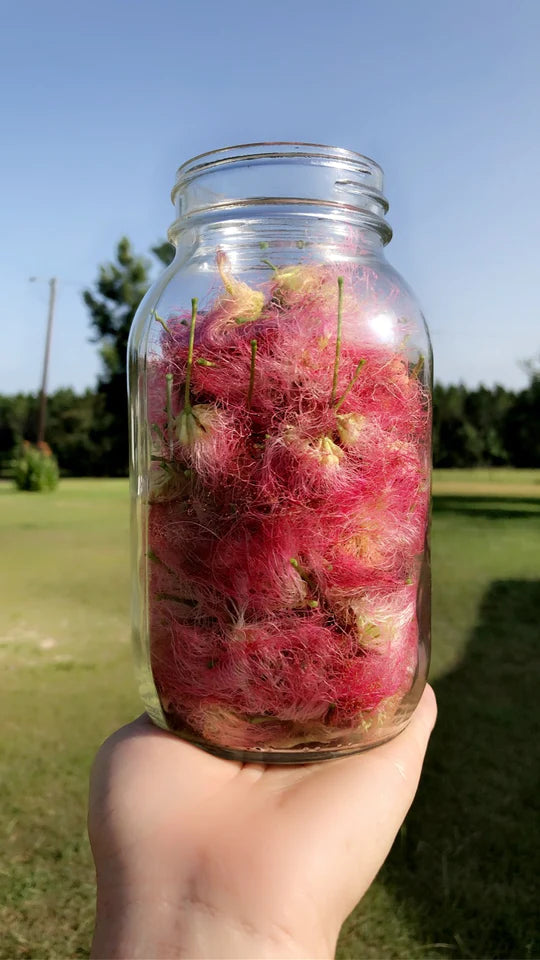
82 237 173 473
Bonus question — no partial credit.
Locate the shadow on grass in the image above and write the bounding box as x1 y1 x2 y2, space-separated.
433 495 540 521
381 579 540 959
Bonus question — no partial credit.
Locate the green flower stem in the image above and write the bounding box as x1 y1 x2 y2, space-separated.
335 358 367 412
147 548 175 576
184 297 198 412
261 258 279 273
290 557 311 582
165 373 174 458
155 592 197 606
412 354 425 380
247 339 258 409
153 311 172 336
290 557 319 604
330 276 344 404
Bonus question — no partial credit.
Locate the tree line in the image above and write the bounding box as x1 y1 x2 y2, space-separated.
2 238 539 475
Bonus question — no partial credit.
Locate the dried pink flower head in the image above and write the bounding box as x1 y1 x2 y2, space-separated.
148 461 190 503
336 412 366 446
175 403 218 447
284 428 344 471
216 250 265 322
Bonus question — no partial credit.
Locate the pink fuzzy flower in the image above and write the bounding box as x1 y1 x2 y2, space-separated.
174 402 246 482
145 256 430 750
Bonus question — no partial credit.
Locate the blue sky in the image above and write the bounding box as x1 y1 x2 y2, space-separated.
2 0 539 394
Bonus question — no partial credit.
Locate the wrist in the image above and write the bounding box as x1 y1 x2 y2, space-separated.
92 888 336 959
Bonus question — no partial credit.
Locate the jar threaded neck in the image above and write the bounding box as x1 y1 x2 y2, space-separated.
169 142 391 244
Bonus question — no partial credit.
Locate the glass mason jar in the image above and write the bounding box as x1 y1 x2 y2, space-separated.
128 142 432 763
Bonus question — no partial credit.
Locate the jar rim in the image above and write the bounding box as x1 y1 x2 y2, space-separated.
170 142 390 243
172 141 384 202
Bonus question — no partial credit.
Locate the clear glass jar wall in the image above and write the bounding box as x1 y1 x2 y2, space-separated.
128 143 432 762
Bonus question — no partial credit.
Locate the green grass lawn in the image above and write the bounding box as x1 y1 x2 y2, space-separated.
1 473 539 959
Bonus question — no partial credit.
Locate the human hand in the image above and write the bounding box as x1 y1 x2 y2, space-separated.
88 686 436 959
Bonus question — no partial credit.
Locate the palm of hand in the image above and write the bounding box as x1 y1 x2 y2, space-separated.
89 687 435 959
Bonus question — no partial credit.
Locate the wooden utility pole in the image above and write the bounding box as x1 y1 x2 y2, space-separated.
37 277 57 445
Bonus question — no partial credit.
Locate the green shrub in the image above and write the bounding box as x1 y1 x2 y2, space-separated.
12 442 60 491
